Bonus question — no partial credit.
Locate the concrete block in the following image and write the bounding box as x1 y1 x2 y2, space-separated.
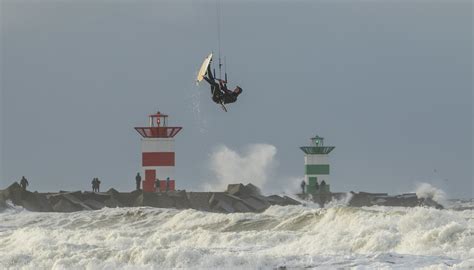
104 197 123 208
52 198 83 212
168 190 191 209
83 199 105 210
187 192 212 211
241 195 270 212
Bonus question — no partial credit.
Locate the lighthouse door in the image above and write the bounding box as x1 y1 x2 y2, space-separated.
143 170 156 192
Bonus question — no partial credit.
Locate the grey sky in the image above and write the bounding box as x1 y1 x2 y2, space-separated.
1 0 472 198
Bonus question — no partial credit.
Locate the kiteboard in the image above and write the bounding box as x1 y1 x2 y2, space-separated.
197 53 213 83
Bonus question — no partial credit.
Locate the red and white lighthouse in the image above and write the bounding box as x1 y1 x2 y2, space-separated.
135 111 182 192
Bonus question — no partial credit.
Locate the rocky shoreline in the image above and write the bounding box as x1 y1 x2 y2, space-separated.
0 183 301 213
0 182 443 213
298 191 443 209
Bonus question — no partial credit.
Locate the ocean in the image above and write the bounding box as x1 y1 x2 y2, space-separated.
1 201 473 269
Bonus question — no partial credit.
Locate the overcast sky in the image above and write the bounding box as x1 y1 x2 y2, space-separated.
1 0 472 198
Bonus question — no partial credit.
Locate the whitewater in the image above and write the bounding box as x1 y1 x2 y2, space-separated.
1 203 473 269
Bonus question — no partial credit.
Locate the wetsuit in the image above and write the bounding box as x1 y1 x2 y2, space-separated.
203 65 242 105
203 65 223 104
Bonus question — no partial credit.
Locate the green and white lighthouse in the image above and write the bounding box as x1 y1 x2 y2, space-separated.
300 135 335 194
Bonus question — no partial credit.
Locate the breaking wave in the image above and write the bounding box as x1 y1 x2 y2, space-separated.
0 205 473 269
415 182 448 206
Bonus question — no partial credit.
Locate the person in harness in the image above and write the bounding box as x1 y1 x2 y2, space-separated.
202 61 243 107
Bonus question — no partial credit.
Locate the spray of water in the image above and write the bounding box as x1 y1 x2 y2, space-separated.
188 76 209 134
202 144 277 191
415 182 448 206
202 144 304 195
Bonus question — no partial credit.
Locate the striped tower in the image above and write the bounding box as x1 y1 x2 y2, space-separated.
300 135 335 194
135 112 182 192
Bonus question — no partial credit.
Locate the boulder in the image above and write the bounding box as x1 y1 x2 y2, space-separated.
266 195 286 205
81 192 111 203
23 192 53 212
377 194 419 207
267 195 301 206
209 193 236 213
133 192 175 208
107 188 120 197
168 190 191 209
0 195 7 210
240 195 271 212
227 184 245 196
0 196 6 211
135 193 150 207
1 182 23 205
233 201 252 212
131 193 144 207
104 197 123 208
420 198 444 209
102 189 143 207
348 192 372 207
243 184 261 196
155 193 176 208
0 183 53 212
47 193 92 211
282 196 301 206
187 192 212 211
58 191 83 200
115 190 142 207
209 193 255 213
347 192 444 209
52 198 83 212
226 183 261 198
83 199 105 210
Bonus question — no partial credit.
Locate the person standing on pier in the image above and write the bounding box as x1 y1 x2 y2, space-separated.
135 173 142 190
96 178 101 192
300 180 306 194
20 176 29 191
91 178 97 192
155 178 160 192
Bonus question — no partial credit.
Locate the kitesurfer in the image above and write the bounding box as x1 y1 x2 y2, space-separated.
203 62 242 106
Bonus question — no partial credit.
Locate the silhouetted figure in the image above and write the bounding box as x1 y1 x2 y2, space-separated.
136 173 142 190
96 178 101 192
92 178 97 192
314 179 320 191
166 177 170 192
92 178 101 192
155 178 160 192
320 180 327 192
300 180 306 194
20 176 29 191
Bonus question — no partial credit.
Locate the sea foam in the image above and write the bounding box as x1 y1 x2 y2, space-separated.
0 204 472 269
